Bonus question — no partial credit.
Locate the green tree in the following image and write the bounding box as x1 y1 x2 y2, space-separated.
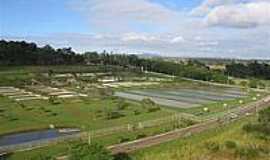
248 79 258 88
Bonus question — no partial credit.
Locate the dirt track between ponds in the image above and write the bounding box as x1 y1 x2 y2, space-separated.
108 95 270 154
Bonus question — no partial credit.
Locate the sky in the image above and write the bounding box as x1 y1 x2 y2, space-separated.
1 0 270 59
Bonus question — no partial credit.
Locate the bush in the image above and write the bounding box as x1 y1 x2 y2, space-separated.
225 140 237 149
70 142 113 160
142 98 155 106
136 134 146 139
117 101 129 110
147 106 160 113
114 153 133 160
106 110 124 120
133 110 141 115
240 81 248 87
235 145 259 160
204 141 220 152
119 137 130 143
249 79 258 88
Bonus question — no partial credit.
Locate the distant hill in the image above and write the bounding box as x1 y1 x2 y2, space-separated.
137 53 161 59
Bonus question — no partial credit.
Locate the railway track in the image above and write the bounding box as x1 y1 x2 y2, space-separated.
0 96 269 156
108 95 270 154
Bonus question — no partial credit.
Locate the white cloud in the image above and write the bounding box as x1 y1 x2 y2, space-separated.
122 33 159 42
69 0 184 32
170 36 185 44
197 41 219 46
194 36 202 41
205 2 270 28
190 0 239 16
191 0 270 28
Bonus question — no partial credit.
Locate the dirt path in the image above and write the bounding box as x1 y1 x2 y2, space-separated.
108 95 270 154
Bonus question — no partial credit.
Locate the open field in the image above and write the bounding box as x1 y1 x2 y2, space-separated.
0 96 175 135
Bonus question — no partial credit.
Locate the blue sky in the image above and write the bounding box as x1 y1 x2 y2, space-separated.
1 0 89 36
2 0 201 35
1 0 270 59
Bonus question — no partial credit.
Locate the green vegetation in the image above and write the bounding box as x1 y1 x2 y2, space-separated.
226 61 270 80
0 97 173 135
69 143 113 160
133 110 270 160
243 107 270 138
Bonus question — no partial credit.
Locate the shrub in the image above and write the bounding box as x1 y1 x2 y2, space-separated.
106 110 124 120
0 109 5 113
204 141 220 152
18 103 26 108
133 110 141 115
70 142 113 160
50 113 58 116
141 98 155 106
136 134 146 139
119 137 130 143
147 106 160 113
248 79 258 88
114 153 133 160
225 140 237 149
243 123 270 136
117 101 129 110
235 145 259 160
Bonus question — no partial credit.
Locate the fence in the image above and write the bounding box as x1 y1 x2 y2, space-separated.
87 113 202 138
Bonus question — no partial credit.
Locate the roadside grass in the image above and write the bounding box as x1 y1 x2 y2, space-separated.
132 115 270 160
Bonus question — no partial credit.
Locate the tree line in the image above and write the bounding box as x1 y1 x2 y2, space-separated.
0 40 84 65
0 40 229 82
226 62 270 80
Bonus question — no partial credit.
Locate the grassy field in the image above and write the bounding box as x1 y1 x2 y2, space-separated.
132 114 270 160
0 96 174 135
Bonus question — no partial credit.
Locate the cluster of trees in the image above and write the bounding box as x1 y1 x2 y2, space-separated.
0 40 84 65
226 62 270 80
0 40 227 82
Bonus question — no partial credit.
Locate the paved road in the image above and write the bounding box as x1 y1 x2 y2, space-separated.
108 95 270 154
